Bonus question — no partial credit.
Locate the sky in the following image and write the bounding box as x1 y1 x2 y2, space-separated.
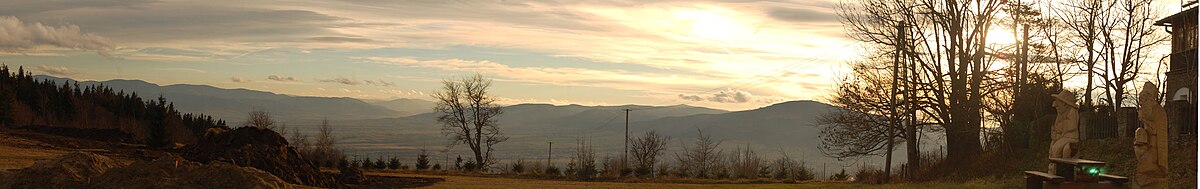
4 0 1179 111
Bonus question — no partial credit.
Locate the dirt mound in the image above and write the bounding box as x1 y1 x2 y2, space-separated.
91 156 291 189
182 127 333 187
4 151 121 189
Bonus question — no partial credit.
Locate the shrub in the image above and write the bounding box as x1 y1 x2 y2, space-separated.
350 158 362 168
463 161 478 171
635 167 653 177
359 157 372 169
830 169 849 181
854 166 886 184
510 159 526 174
338 158 350 169
656 163 672 178
545 166 561 176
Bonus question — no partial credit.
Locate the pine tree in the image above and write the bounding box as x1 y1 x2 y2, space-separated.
374 157 387 169
416 149 431 170
360 157 372 169
455 155 463 170
388 157 401 169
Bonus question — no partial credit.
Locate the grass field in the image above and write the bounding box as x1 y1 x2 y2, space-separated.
368 172 1022 189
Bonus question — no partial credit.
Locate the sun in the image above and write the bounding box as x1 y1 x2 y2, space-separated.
674 9 750 41
986 28 1018 45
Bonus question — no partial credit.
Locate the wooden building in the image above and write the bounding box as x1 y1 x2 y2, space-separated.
1155 4 1198 140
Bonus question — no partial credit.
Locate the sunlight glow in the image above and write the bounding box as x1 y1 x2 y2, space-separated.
674 9 750 41
986 28 1018 45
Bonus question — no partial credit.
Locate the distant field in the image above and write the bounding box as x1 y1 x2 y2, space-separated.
368 172 1021 189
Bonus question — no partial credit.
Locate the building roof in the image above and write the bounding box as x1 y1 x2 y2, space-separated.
1156 6 1198 26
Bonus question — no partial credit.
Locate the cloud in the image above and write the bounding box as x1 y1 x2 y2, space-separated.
678 94 704 101
678 89 757 103
318 77 362 85
154 67 207 74
765 7 841 23
306 36 374 43
363 80 395 87
317 76 395 87
267 75 301 82
229 77 252 83
361 56 727 93
36 65 75 76
0 16 114 57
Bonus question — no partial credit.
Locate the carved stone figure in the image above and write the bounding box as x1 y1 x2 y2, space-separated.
1134 82 1167 189
1048 90 1079 174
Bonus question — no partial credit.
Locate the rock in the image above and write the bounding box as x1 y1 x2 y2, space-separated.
183 127 333 187
91 156 292 189
6 151 120 189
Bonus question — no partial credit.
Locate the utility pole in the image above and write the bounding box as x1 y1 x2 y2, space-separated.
547 141 553 168
884 21 905 183
898 20 918 179
622 108 631 171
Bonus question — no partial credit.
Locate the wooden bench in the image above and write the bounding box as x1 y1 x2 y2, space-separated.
1049 158 1106 181
1026 171 1065 189
1098 174 1129 184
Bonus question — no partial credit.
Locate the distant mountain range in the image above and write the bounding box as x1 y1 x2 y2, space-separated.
33 76 414 122
363 98 437 117
33 75 909 173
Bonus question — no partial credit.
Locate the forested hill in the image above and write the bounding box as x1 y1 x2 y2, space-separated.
0 65 227 147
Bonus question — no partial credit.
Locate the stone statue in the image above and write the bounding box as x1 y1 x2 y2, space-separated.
1134 82 1168 189
1049 90 1080 174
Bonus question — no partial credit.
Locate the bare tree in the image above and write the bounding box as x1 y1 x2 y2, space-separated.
674 129 723 178
568 138 597 180
1054 0 1114 108
432 74 507 170
1100 0 1166 135
314 119 342 166
728 144 766 179
290 127 310 156
244 109 276 130
817 57 906 160
839 0 1005 164
629 131 670 176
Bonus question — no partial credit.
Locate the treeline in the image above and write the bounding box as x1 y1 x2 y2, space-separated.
501 130 815 182
283 118 347 168
0 65 227 146
345 150 439 171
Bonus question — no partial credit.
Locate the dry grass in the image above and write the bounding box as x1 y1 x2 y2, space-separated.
0 145 65 170
367 171 1019 189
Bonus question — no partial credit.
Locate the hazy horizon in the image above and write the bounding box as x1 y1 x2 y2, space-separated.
0 0 866 112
